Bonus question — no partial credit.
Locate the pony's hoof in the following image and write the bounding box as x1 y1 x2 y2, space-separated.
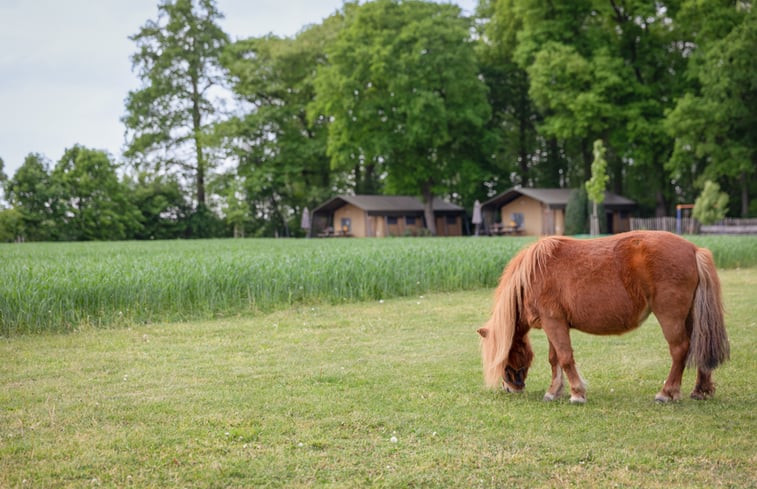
569 395 586 404
655 391 681 403
690 391 712 400
543 393 556 402
654 393 680 403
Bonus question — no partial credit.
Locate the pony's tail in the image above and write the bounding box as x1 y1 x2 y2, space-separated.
688 248 729 371
481 277 517 388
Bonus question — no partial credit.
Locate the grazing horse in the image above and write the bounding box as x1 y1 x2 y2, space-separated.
477 231 729 403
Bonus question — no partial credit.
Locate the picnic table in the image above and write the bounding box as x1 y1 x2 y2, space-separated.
489 222 523 236
317 227 353 237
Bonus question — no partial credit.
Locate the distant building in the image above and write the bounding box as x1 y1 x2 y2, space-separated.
311 195 464 237
481 188 637 236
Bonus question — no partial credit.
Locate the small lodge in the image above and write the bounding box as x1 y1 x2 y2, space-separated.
481 187 637 236
311 195 465 237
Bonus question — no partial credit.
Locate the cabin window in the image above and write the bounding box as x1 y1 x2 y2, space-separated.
340 218 351 233
406 216 416 225
387 216 398 225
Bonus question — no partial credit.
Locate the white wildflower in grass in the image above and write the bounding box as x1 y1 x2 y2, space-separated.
390 436 398 443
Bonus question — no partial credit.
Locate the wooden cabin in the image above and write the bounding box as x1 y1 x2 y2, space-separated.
481 188 636 236
311 195 464 237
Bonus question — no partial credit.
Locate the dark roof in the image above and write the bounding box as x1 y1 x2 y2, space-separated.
482 187 636 210
312 195 464 215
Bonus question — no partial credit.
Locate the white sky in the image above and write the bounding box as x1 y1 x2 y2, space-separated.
0 0 477 178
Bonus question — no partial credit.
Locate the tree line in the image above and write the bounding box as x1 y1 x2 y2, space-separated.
1 0 754 241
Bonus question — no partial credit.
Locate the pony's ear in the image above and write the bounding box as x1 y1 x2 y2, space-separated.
477 327 489 338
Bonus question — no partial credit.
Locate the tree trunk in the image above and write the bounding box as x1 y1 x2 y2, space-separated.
545 138 561 187
740 171 749 217
590 201 599 236
519 71 532 187
655 189 668 217
582 138 592 183
191 71 205 206
653 153 668 217
518 95 530 186
421 182 437 236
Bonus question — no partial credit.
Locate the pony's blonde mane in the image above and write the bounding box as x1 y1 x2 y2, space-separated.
481 237 561 388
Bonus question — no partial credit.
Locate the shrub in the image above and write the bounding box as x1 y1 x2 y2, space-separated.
564 187 588 235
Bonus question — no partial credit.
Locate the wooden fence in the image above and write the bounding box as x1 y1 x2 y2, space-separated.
629 217 699 234
700 218 757 235
630 217 757 234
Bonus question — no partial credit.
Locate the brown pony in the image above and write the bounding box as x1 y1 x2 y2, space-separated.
477 231 729 403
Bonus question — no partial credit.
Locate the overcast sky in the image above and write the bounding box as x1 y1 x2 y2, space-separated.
0 0 477 178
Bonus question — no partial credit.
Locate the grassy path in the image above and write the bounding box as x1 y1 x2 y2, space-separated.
1 268 755 488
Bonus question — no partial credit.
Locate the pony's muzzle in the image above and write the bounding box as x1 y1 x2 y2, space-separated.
503 365 527 393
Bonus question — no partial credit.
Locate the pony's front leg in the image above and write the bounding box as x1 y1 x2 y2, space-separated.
543 340 565 401
541 317 587 403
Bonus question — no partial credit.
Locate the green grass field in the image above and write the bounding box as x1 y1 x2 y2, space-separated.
2 235 756 335
1 266 755 488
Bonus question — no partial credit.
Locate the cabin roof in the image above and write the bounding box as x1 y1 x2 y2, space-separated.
481 187 636 210
312 195 464 216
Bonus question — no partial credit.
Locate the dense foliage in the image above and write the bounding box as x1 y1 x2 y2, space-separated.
0 0 755 241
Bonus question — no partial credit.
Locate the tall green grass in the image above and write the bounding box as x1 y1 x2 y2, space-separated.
687 235 757 268
0 238 529 335
1 234 755 335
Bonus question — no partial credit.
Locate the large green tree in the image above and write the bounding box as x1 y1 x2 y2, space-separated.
220 19 339 237
485 0 690 215
3 153 58 241
127 172 191 239
52 146 142 241
123 0 229 213
311 0 490 234
665 3 756 217
476 0 539 191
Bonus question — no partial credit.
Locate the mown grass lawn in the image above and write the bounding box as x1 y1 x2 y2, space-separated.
1 267 755 488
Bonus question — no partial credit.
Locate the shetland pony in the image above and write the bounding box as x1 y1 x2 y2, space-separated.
477 231 729 403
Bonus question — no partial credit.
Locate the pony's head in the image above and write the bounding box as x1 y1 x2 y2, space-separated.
478 238 552 392
478 327 534 393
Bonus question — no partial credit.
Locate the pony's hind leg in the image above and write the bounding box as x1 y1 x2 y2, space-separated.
654 313 690 403
543 341 566 401
541 318 587 403
691 368 716 400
